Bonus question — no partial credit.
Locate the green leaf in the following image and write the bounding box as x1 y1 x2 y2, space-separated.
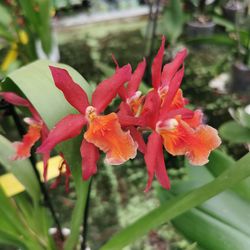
0 135 40 202
100 153 250 250
219 121 250 143
207 150 250 202
161 0 184 44
164 160 250 250
185 35 235 47
173 207 250 250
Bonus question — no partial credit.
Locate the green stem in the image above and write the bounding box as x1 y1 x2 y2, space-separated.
100 153 250 250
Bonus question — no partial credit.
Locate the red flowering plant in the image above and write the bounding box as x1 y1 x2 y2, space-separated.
116 36 221 191
36 36 221 193
0 92 71 190
37 64 138 181
0 92 49 161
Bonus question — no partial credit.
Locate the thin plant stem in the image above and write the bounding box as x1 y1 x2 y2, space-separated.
145 0 161 84
9 105 64 241
81 178 93 250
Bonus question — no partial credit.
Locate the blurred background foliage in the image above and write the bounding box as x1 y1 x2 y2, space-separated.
0 0 250 250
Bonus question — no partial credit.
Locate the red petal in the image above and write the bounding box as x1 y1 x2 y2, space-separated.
151 36 165 89
0 92 29 107
37 114 86 174
0 92 40 120
128 126 146 154
127 58 146 98
161 66 184 111
118 86 127 101
117 102 143 126
118 113 143 127
49 66 90 114
161 49 187 87
141 90 161 129
155 146 170 190
161 108 194 121
92 64 132 113
144 132 162 192
80 139 99 180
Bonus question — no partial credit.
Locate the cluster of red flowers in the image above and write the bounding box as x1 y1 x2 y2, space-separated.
1 37 221 191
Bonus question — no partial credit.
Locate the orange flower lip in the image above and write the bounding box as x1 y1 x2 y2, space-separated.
84 112 138 165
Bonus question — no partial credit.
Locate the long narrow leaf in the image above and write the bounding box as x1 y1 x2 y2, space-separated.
100 153 250 250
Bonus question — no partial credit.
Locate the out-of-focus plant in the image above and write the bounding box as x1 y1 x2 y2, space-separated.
159 0 185 45
219 106 250 145
0 0 55 75
0 135 56 250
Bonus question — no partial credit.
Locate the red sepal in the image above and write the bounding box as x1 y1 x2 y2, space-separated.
49 66 90 114
127 58 146 98
144 131 162 192
151 36 165 89
161 49 187 87
37 114 86 178
161 66 185 111
80 139 99 180
92 64 132 113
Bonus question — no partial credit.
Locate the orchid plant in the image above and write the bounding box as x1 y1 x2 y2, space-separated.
34 36 221 193
1 36 250 250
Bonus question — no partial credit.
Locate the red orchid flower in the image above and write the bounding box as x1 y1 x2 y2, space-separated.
112 55 147 153
141 37 221 191
0 92 49 160
37 64 138 180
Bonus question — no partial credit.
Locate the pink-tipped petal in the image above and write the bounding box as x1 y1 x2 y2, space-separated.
80 139 99 180
49 66 90 114
37 114 86 172
151 36 165 89
92 64 132 113
127 58 146 98
161 49 187 87
155 146 171 190
144 131 162 192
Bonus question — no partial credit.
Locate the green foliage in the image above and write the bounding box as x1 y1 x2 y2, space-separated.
100 153 250 250
219 107 250 144
219 121 250 143
0 136 55 250
159 0 185 44
18 0 53 55
2 59 92 249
